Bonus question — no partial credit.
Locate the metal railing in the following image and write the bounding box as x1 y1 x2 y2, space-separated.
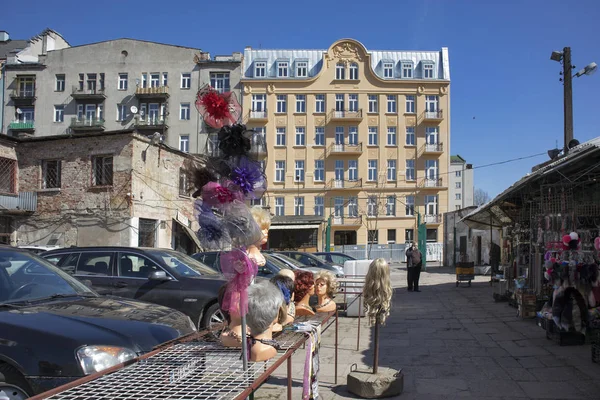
248 110 268 120
328 142 362 154
72 86 106 96
70 117 105 128
10 89 36 99
135 117 168 127
8 121 34 130
422 109 443 120
328 109 363 121
328 178 362 189
135 86 169 96
422 142 444 153
332 215 363 226
421 177 443 188
424 214 442 224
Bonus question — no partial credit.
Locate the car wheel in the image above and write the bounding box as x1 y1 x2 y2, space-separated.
0 364 32 400
200 303 227 339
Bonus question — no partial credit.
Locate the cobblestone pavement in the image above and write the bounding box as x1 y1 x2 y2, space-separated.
254 265 600 399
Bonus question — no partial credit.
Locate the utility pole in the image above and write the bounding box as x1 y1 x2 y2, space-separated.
562 47 574 155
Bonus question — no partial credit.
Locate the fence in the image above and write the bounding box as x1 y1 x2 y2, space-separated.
333 242 443 263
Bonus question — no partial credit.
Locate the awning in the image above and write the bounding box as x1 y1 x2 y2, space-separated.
173 218 203 251
460 204 511 230
270 224 321 230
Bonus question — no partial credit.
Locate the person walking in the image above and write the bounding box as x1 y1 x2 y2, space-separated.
405 242 423 292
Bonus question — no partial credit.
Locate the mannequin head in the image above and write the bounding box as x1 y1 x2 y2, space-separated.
270 275 295 323
363 258 393 326
314 270 337 299
247 281 284 336
277 268 296 281
294 270 315 301
250 206 271 245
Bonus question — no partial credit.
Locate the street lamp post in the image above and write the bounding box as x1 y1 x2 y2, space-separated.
550 47 597 154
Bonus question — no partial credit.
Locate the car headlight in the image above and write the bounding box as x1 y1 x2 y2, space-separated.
76 345 137 375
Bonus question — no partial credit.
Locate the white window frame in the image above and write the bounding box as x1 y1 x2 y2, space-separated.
425 95 439 112
55 74 65 92
179 135 190 153
162 72 168 87
335 63 345 80
315 94 325 113
295 127 306 146
54 105 64 122
348 160 358 181
335 94 345 112
426 127 439 144
386 196 396 216
348 94 358 112
314 160 325 182
315 127 325 146
425 195 438 215
406 159 415 181
387 160 396 181
402 62 413 78
116 104 127 121
276 95 287 113
368 127 378 146
383 62 394 78
456 171 462 177
367 196 378 216
180 73 191 89
276 127 286 146
426 160 439 180
251 94 266 113
295 197 305 216
277 61 289 77
368 160 378 182
295 161 305 182
295 95 306 113
118 73 128 90
405 195 415 216
348 126 358 145
368 95 378 113
275 197 285 216
296 61 308 78
387 127 397 146
180 103 191 120
334 197 344 219
150 73 160 87
254 61 266 78
275 161 286 182
423 63 434 79
456 193 462 200
348 196 358 217
386 95 397 113
210 72 230 93
406 126 415 146
405 95 415 113
349 63 359 80
314 196 324 216
334 160 344 181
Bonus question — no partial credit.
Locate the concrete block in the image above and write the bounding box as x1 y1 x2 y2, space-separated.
347 367 403 398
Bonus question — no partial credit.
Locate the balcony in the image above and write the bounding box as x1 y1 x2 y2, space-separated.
327 109 363 122
420 142 444 155
71 86 106 101
246 111 268 122
9 89 36 104
328 178 362 190
420 177 444 189
332 215 363 227
134 118 169 130
135 86 170 99
328 142 363 156
424 214 442 224
70 117 105 132
421 109 444 122
8 121 35 132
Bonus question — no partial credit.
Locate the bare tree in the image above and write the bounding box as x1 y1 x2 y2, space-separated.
474 188 491 206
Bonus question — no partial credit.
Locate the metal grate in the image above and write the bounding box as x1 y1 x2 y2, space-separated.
93 156 113 186
0 157 16 194
43 160 61 189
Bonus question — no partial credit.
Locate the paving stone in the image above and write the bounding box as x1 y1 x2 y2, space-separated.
516 356 545 369
415 378 469 395
518 381 586 399
505 367 538 381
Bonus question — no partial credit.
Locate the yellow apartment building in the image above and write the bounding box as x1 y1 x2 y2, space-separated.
239 39 450 251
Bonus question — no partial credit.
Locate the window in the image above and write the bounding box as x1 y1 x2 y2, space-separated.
254 62 266 77
423 63 434 79
402 62 413 78
315 127 325 146
406 127 415 146
336 63 345 80
425 195 438 215
116 104 127 121
387 229 396 244
405 95 415 113
314 160 324 182
207 133 218 155
348 126 358 145
406 159 415 181
334 126 344 146
277 61 289 77
275 197 285 216
405 195 415 216
315 94 325 113
405 229 414 243
426 127 439 144
210 72 230 93
334 160 344 181
386 95 397 113
141 73 147 89
18 106 34 123
55 74 65 92
387 160 396 181
42 160 61 189
295 161 305 182
92 156 113 186
179 168 189 196
348 160 358 181
456 170 462 177
295 95 306 113
138 220 157 247
161 72 168 87
314 196 324 216
349 63 359 80
275 161 285 182
276 95 287 113
368 95 378 113
0 158 16 194
348 94 358 112
367 196 378 216
54 105 64 122
456 182 461 189
150 73 160 87
368 160 378 181
86 73 97 91
368 230 379 244
348 197 358 217
180 103 191 120
368 127 378 146
425 95 439 112
383 62 394 78
179 135 190 153
427 229 438 242
456 205 461 210
334 197 344 219
386 196 396 216
387 127 397 146
118 73 128 90
426 160 439 180
296 61 308 77
335 94 345 112
276 127 286 146
294 127 306 146
456 193 462 200
251 94 266 112
181 73 191 89
295 197 304 216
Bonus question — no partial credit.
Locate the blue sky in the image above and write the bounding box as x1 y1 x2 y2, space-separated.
3 0 599 197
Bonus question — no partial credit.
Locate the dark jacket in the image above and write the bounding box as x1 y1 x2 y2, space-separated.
406 247 422 268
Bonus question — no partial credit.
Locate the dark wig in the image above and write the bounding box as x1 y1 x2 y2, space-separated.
293 270 314 302
270 275 295 305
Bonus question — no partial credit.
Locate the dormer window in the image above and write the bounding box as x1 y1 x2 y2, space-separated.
383 62 394 78
296 61 308 78
277 61 289 77
349 63 359 80
423 63 434 79
254 62 266 78
401 62 413 78
335 63 345 80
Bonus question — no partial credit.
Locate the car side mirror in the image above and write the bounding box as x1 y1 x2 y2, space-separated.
149 271 170 281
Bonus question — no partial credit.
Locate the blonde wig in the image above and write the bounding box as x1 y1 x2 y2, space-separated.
363 258 393 326
314 270 338 299
250 206 272 230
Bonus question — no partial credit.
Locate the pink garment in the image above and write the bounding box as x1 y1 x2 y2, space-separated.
220 249 257 316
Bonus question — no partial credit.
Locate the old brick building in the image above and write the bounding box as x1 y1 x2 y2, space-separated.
0 130 201 252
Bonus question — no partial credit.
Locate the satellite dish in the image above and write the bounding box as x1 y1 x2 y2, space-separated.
568 139 580 149
16 108 22 114
130 106 138 114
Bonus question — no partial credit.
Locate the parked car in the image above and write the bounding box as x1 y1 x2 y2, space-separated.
0 247 196 398
192 251 294 279
41 247 227 332
17 245 62 255
276 251 345 277
265 252 324 275
313 251 357 265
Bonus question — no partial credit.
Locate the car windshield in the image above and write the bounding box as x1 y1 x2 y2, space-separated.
266 255 293 271
272 254 303 269
0 250 95 305
147 250 219 277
